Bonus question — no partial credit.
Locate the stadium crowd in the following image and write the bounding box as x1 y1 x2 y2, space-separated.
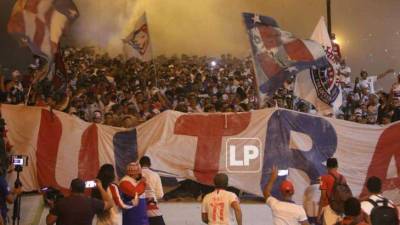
1 46 400 127
0 48 399 225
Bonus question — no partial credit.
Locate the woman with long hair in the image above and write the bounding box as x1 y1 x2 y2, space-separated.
92 164 138 225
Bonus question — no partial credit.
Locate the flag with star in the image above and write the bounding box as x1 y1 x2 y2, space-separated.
242 12 328 106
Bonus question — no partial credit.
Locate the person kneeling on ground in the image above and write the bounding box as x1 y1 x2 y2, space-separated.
263 166 309 225
201 173 242 225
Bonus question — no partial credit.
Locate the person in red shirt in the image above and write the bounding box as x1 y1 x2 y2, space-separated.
318 158 347 224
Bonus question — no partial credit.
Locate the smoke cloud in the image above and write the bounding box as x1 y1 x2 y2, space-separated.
68 0 324 57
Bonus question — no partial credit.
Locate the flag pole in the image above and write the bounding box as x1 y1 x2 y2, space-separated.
144 13 158 87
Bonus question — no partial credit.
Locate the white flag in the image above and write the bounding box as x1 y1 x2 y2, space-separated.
123 13 153 62
294 16 342 115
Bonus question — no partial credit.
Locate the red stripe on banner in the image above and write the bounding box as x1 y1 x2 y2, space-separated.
24 0 41 14
284 39 314 61
33 18 45 49
257 52 282 78
36 109 65 191
51 41 58 55
174 113 251 185
78 124 99 181
44 7 53 28
359 123 400 198
7 10 25 34
257 25 281 49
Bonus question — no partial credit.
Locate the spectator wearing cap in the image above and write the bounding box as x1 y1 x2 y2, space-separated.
263 166 309 225
201 173 242 225
334 198 368 225
119 162 148 225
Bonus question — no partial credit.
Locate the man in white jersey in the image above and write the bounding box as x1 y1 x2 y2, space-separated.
139 156 165 225
361 176 397 224
201 173 242 225
358 69 394 93
263 166 310 225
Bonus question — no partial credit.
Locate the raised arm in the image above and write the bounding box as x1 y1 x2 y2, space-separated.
95 179 113 211
377 69 395 80
262 166 278 200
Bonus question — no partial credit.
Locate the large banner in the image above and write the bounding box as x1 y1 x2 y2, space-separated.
2 104 400 203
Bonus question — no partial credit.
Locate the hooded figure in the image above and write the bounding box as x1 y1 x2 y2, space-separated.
119 162 149 225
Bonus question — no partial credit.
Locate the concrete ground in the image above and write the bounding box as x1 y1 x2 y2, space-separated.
11 194 273 225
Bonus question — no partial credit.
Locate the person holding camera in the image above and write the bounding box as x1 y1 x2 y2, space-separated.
0 175 22 225
46 178 113 225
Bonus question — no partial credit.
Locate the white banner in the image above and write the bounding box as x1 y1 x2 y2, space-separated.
2 104 400 204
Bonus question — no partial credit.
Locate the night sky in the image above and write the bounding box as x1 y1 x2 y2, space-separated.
1 0 400 88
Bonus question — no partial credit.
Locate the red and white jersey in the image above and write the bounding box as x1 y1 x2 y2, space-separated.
97 183 134 225
201 189 239 225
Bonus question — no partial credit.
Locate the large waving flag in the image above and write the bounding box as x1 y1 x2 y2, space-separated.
123 13 153 62
242 13 328 105
294 17 342 114
7 0 79 60
3 104 400 204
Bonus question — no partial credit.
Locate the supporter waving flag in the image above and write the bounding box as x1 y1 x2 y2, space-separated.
7 0 79 61
123 13 153 62
294 17 342 115
242 12 328 106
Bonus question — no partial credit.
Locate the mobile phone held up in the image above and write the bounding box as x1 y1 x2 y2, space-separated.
85 180 97 188
278 169 289 177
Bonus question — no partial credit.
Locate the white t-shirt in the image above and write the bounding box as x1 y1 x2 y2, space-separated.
303 184 321 217
361 194 395 216
321 205 342 225
202 189 239 225
359 76 377 93
266 196 308 225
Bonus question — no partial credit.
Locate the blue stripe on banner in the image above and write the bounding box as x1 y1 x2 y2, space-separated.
261 110 337 199
113 129 138 178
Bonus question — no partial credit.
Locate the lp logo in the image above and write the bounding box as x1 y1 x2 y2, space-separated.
226 138 262 173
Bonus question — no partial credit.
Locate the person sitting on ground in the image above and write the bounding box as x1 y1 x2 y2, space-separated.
263 166 309 225
201 173 242 225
